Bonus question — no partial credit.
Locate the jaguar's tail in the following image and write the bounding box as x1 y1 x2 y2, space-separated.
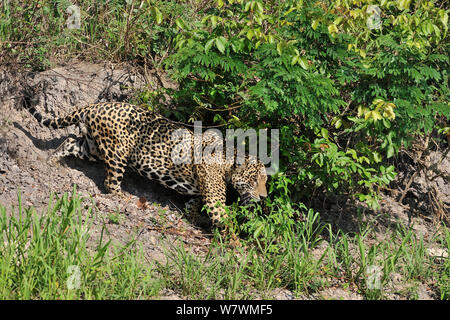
27 106 87 129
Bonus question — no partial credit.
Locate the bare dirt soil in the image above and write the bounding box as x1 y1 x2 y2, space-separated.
1 62 448 300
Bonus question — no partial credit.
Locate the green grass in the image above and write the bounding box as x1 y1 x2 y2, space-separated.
156 195 450 300
0 188 448 300
0 187 161 299
0 0 192 70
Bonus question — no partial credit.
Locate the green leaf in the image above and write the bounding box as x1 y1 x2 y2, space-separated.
328 24 338 35
372 98 384 105
244 1 252 12
156 10 163 25
334 118 342 129
298 56 309 70
276 42 283 55
247 29 255 40
397 0 411 10
333 17 343 25
149 7 163 25
231 39 245 52
439 10 448 29
371 110 382 121
359 49 366 59
175 18 186 30
387 145 395 158
373 152 382 163
215 37 226 54
155 9 163 24
210 15 219 28
253 223 264 238
433 24 441 38
256 1 264 13
205 38 215 53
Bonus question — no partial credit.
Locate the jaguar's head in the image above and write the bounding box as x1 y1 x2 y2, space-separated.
231 156 267 204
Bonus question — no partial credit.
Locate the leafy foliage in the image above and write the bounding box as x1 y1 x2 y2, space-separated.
166 0 444 208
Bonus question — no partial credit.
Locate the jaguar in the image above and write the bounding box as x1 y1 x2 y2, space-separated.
26 102 267 229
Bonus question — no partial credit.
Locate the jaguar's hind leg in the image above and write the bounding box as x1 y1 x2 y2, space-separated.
48 136 98 165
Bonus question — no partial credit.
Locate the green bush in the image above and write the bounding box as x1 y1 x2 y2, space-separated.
165 0 433 208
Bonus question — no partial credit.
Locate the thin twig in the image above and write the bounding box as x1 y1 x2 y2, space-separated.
398 134 430 204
